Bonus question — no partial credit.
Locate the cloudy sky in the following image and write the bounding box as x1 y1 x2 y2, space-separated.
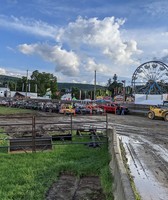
0 0 168 85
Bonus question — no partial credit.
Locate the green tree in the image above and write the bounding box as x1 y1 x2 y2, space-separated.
16 76 27 91
8 81 16 91
107 78 112 87
50 77 58 99
107 74 123 98
71 87 80 99
30 70 57 98
113 74 117 82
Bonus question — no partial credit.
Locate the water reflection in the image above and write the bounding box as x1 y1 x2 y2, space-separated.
119 135 168 200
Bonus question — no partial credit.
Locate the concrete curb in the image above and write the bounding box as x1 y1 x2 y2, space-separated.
108 128 136 200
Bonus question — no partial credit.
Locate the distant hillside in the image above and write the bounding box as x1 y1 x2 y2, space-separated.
0 75 19 83
0 75 106 91
57 82 106 91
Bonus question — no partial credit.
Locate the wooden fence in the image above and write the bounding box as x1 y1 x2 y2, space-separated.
0 114 108 153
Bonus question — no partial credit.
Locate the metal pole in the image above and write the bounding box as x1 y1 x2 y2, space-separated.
35 84 37 93
26 69 28 98
70 114 72 135
94 70 96 100
32 116 36 153
79 90 81 100
123 80 126 102
106 113 108 136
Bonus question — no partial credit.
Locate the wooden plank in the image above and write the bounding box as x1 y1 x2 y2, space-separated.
9 137 52 153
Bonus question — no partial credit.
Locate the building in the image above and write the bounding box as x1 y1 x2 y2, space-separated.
0 87 10 97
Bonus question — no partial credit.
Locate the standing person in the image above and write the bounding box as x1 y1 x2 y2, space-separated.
116 105 120 115
121 107 125 115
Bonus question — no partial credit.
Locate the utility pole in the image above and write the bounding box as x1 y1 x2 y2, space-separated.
79 90 81 100
26 69 28 98
94 70 96 100
122 80 126 102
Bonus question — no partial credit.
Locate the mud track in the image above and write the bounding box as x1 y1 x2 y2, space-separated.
106 114 168 200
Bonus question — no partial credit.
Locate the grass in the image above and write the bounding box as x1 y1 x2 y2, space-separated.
0 106 34 115
0 142 113 200
0 107 113 199
0 136 8 153
0 128 8 153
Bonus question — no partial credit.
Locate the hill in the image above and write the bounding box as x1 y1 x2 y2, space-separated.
57 82 106 91
0 75 106 91
0 75 19 83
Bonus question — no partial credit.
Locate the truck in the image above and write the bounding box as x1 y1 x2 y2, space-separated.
147 104 168 121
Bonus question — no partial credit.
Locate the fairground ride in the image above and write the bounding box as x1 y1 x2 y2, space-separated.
131 61 168 95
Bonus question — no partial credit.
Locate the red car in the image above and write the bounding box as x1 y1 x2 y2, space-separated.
99 103 129 114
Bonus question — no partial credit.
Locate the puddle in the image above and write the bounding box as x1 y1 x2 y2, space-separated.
119 135 168 200
140 137 168 163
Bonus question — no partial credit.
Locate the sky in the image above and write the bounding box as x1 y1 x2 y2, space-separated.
1 0 168 86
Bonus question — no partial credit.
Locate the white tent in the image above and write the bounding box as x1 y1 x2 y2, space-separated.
135 94 168 105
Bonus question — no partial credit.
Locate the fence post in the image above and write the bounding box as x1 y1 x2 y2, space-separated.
106 113 108 136
70 114 73 135
32 116 36 153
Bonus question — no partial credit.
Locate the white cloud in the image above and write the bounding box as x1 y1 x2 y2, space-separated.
57 16 141 65
144 1 168 16
0 15 57 38
156 49 168 63
0 68 6 75
122 28 168 65
71 80 87 84
16 16 142 79
6 46 16 53
85 58 110 73
18 43 80 76
0 66 28 78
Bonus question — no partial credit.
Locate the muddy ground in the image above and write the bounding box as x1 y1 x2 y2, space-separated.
46 174 106 200
1 112 168 200
107 114 168 200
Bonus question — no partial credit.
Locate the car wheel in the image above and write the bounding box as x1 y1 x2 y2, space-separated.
147 111 155 119
164 113 168 121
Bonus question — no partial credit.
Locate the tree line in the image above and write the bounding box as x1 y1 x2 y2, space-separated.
0 71 133 100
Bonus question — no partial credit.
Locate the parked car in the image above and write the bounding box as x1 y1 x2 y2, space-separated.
99 103 129 114
75 106 91 115
92 107 104 114
59 104 75 115
86 104 104 114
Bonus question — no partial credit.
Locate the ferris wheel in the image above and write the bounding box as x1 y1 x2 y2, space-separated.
131 61 168 94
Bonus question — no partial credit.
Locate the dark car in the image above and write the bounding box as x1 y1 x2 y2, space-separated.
75 107 91 114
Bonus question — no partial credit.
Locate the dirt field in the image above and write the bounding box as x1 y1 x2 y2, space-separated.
46 174 106 200
1 112 168 200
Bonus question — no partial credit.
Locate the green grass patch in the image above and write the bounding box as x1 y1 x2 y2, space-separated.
0 106 34 115
51 130 107 146
100 165 114 200
0 129 8 153
0 143 113 200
